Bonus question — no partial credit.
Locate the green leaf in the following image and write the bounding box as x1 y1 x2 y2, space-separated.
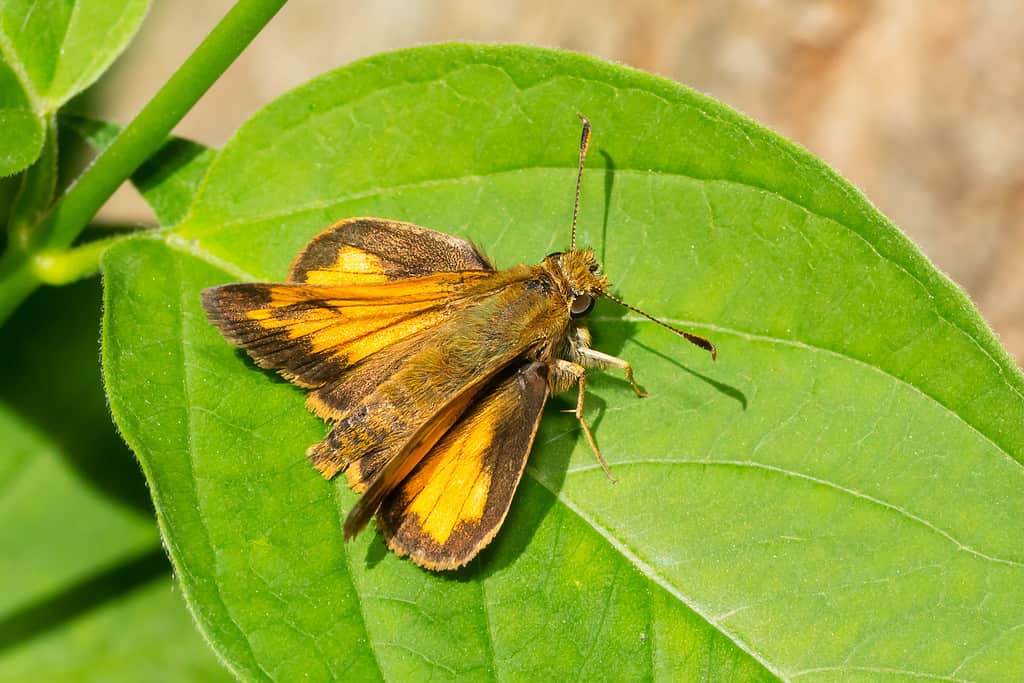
7 114 57 235
61 115 217 226
0 279 229 681
0 56 42 176
0 0 149 110
102 44 1024 680
0 574 232 683
0 0 149 175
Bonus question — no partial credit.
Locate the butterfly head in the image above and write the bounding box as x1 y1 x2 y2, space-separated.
544 248 607 318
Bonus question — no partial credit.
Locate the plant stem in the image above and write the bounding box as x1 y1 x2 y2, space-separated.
0 0 287 325
38 0 287 252
33 232 138 286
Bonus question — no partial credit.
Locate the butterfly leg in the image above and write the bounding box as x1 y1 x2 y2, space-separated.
567 326 647 398
550 358 618 483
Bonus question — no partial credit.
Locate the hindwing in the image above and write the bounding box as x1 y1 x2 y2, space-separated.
376 361 549 569
289 217 492 285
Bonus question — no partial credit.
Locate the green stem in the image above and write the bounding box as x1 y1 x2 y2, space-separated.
0 0 287 325
33 232 137 286
38 0 287 253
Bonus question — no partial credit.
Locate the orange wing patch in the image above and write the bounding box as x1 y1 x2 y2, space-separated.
377 362 550 570
239 282 454 365
402 422 495 543
301 247 389 285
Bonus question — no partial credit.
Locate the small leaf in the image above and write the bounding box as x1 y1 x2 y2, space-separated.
7 115 57 235
0 280 228 681
0 0 149 110
0 59 43 176
103 45 1024 680
0 0 149 175
62 115 216 226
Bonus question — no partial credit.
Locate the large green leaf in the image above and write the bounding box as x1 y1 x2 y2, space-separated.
0 279 230 681
101 45 1024 680
0 0 149 175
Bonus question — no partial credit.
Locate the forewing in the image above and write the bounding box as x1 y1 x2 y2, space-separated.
288 217 493 285
201 272 490 389
375 361 550 570
203 218 494 389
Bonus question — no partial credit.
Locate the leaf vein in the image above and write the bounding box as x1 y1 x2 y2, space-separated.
525 463 788 681
568 458 1023 568
789 665 973 682
595 315 1022 470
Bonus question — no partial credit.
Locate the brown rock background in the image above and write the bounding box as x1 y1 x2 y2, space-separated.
93 0 1024 363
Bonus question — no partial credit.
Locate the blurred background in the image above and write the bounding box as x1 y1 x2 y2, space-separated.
92 0 1024 362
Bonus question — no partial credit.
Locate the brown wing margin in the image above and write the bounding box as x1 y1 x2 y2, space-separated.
374 361 550 570
288 218 493 285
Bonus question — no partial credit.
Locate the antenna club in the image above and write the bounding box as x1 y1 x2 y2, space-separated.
577 114 592 152
570 115 592 251
602 290 716 360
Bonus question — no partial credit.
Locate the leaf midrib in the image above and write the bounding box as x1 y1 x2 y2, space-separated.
522 461 788 680
176 156 1024 432
0 15 41 111
155 229 1020 472
564 457 1024 568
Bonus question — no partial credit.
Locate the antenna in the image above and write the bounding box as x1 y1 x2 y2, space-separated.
571 114 592 251
601 291 717 360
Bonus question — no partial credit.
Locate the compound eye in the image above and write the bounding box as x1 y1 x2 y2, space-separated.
570 293 595 317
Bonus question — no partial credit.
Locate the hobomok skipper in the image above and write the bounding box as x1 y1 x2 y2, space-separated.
202 116 715 570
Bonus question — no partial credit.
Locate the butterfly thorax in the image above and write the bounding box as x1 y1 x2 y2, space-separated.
506 248 603 369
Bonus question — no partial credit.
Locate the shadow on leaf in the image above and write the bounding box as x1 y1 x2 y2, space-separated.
0 279 151 512
0 546 169 653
